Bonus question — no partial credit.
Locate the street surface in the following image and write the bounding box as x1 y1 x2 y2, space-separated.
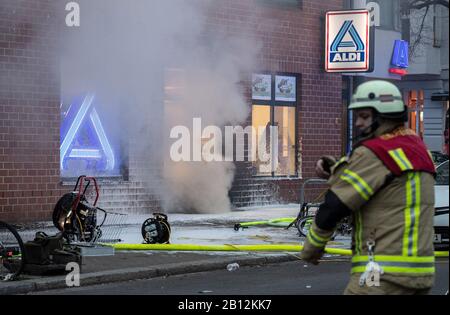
33 259 448 295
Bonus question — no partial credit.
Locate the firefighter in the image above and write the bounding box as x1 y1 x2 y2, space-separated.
300 80 436 295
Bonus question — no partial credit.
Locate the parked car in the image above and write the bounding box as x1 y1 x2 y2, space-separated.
434 160 449 250
431 151 449 166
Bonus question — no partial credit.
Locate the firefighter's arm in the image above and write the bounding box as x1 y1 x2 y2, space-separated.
302 147 390 264
300 190 351 264
329 146 391 212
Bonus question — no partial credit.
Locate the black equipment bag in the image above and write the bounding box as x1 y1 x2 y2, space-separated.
23 232 82 275
24 232 64 265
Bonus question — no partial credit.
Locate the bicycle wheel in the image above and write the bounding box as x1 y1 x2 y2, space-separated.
297 216 314 237
0 221 25 281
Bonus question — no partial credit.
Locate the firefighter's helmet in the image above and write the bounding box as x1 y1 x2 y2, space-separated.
349 80 406 116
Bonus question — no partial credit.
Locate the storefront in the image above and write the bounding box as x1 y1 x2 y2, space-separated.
1 0 345 222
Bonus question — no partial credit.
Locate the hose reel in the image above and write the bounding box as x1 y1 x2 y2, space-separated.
141 213 171 244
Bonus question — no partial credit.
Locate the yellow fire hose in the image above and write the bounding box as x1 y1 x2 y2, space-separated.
235 217 296 230
108 243 449 257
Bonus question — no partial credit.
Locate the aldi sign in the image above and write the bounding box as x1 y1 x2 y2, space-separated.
325 10 372 72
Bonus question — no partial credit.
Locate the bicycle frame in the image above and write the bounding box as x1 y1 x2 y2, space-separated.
290 178 352 238
0 221 25 281
287 178 327 230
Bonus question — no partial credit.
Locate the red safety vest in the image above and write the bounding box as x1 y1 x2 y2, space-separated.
362 134 436 176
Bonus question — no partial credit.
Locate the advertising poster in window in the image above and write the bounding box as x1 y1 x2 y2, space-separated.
275 75 296 102
252 74 271 100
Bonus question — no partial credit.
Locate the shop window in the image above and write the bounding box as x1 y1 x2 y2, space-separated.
251 73 298 177
60 94 125 179
406 90 424 138
274 106 296 176
252 105 272 176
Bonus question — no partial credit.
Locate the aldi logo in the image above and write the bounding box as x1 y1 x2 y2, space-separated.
330 20 365 62
325 10 372 72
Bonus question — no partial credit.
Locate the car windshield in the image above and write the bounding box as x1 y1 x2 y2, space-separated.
436 160 449 186
431 151 449 165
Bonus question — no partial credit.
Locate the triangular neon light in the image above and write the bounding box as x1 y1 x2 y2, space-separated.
60 94 115 171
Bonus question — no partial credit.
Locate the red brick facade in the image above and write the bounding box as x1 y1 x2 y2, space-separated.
0 0 61 222
1 0 344 223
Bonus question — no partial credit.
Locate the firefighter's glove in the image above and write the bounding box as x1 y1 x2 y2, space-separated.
300 221 334 265
320 155 336 174
316 156 336 179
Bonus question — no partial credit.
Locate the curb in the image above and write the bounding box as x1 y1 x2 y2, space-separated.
1 253 300 295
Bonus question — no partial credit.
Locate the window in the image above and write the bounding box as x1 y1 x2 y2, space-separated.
274 106 296 176
433 5 442 47
401 16 410 43
60 94 124 179
372 0 400 30
251 73 298 177
253 105 272 176
60 48 127 180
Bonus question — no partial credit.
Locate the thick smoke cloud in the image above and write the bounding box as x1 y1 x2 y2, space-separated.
61 0 260 213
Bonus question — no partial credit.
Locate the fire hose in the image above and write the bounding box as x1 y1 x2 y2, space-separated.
107 243 449 257
234 217 295 230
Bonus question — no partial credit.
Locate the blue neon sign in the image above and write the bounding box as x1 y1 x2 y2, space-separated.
60 94 119 176
391 40 409 68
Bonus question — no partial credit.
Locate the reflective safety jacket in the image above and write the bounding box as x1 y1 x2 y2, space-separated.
328 128 436 289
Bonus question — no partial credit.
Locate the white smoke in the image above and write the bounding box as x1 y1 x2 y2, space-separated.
61 0 261 213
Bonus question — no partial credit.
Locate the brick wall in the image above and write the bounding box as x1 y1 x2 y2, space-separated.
0 0 61 223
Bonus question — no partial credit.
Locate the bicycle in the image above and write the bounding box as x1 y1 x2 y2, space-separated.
287 178 353 238
296 215 352 238
0 221 25 281
286 179 326 234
